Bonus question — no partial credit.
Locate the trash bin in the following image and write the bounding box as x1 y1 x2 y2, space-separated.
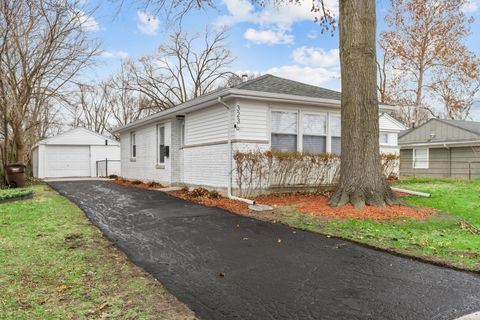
5 163 26 188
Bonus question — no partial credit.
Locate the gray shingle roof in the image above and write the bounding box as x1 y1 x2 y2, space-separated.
398 128 413 138
235 74 341 100
436 119 480 136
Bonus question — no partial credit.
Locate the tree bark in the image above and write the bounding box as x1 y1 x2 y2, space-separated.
12 125 25 164
329 0 398 209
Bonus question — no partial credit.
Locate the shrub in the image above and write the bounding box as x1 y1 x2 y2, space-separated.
180 186 189 193
381 153 400 179
233 150 400 197
233 150 340 197
148 181 162 188
207 190 221 199
131 180 143 185
0 188 33 201
108 174 119 179
188 187 210 198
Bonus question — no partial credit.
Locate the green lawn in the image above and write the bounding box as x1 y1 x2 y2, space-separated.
279 178 480 271
0 188 32 201
0 185 194 320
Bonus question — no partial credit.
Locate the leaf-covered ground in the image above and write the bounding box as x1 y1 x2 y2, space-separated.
0 185 195 320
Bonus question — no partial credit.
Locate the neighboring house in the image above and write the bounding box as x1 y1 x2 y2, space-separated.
399 118 480 179
113 74 400 192
32 128 120 178
379 113 407 154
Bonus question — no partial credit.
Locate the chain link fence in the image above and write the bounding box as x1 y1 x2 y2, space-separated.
96 159 120 177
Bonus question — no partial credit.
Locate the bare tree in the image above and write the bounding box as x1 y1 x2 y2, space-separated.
130 28 234 109
0 0 99 164
379 0 479 126
69 83 111 134
107 61 147 128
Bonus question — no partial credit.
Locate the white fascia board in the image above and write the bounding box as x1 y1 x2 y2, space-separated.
113 88 395 133
112 89 230 134
228 89 342 108
400 140 480 148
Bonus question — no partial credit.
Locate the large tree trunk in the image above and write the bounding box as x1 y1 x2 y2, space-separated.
329 0 398 209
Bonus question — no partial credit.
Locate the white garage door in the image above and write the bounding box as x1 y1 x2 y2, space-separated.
45 146 91 178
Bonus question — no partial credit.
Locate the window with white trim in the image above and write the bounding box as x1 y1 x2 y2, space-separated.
379 132 389 145
271 111 298 152
130 132 136 158
303 113 327 154
157 125 166 164
413 148 429 169
330 114 341 154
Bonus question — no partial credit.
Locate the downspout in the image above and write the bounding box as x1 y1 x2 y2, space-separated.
217 96 256 205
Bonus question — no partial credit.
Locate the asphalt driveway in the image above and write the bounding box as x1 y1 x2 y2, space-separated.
49 180 480 320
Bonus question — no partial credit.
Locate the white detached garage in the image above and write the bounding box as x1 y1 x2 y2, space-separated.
32 128 120 179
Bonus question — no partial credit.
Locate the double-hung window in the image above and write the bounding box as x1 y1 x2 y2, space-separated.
330 114 341 154
271 111 298 152
413 148 429 169
379 132 389 145
130 132 136 159
303 113 327 154
157 125 166 165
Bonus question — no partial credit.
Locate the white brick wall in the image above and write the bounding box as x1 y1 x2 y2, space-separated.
183 143 229 187
120 121 171 184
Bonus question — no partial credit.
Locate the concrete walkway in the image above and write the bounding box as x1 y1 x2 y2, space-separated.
49 180 480 320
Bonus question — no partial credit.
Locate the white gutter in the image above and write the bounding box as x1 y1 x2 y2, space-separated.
399 140 480 148
217 96 256 205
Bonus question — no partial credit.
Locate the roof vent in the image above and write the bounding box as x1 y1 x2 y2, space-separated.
242 74 248 83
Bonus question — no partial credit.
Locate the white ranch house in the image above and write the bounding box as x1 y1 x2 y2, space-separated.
113 75 405 193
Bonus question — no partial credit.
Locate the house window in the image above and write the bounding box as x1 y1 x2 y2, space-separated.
413 148 429 169
330 114 341 154
379 132 389 145
271 111 298 152
157 125 166 164
303 113 327 154
130 132 136 158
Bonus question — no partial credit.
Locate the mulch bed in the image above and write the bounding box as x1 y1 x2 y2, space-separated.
169 190 436 220
254 193 436 220
112 179 165 190
169 191 251 214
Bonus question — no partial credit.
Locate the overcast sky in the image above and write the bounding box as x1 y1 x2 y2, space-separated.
80 0 480 116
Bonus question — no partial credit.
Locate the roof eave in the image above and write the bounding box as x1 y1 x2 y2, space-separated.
112 88 230 134
399 140 480 148
113 89 395 133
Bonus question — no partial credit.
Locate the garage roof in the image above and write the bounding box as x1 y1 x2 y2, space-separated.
34 128 119 147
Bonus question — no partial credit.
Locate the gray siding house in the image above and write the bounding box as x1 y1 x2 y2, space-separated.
398 119 480 179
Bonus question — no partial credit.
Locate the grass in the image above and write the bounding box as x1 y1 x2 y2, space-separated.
0 188 33 201
0 185 195 320
271 178 480 271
